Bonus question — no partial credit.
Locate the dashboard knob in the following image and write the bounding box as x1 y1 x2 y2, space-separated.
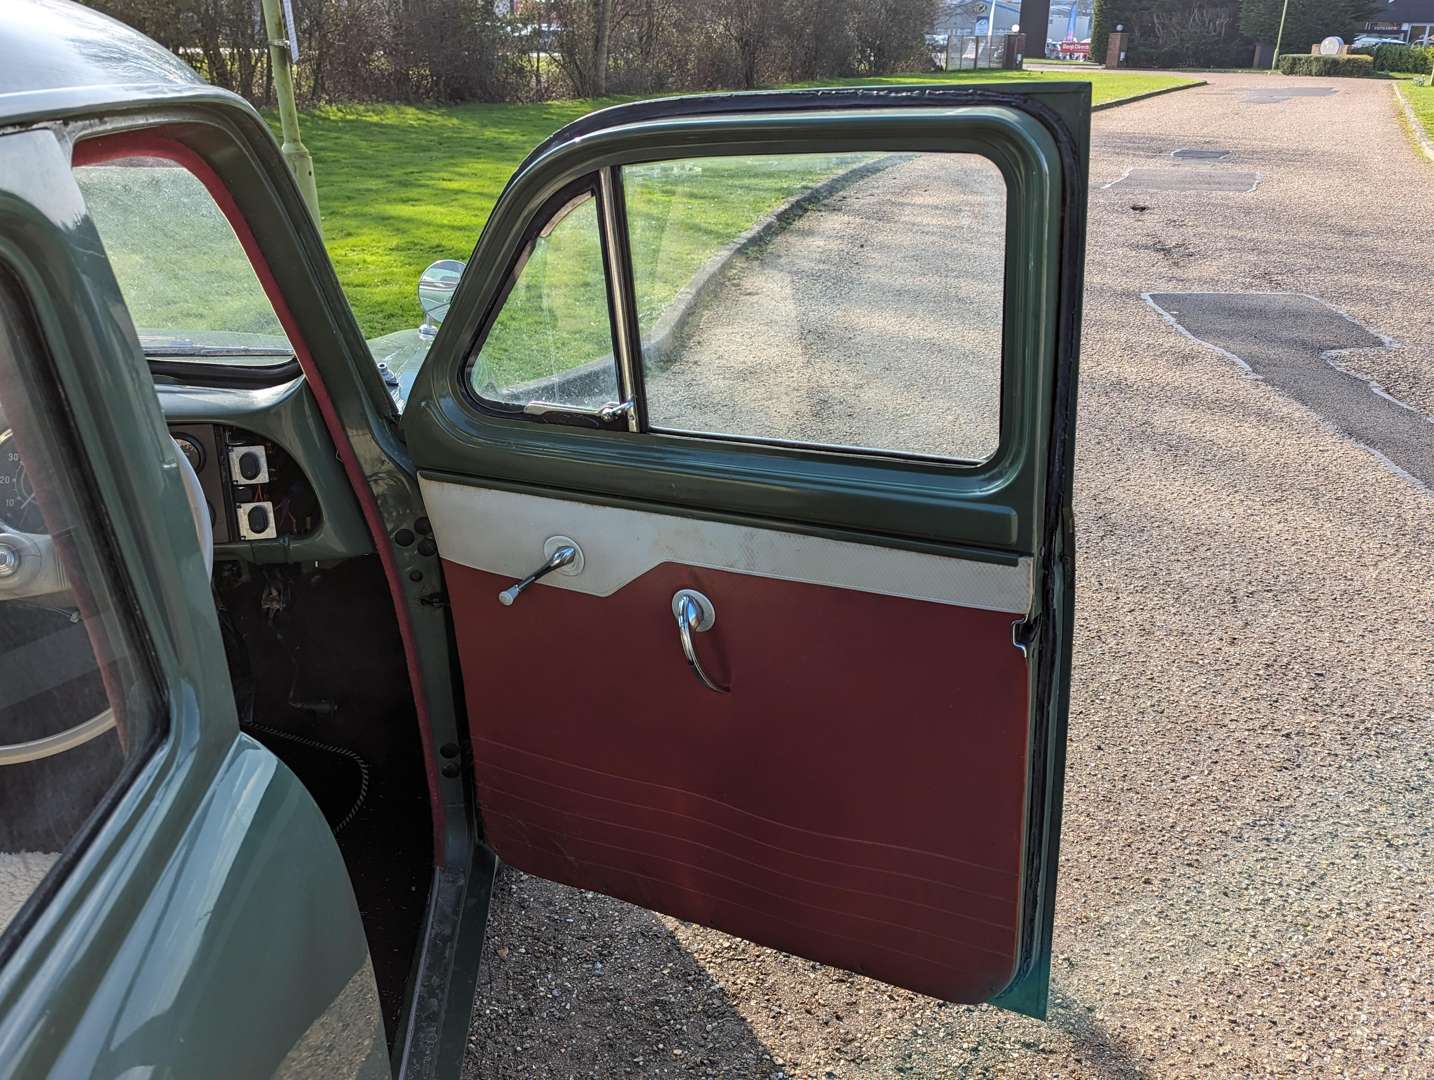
237 450 263 481
246 504 270 535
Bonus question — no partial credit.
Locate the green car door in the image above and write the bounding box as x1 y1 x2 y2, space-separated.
0 50 1088 1078
0 127 386 1078
401 86 1089 1017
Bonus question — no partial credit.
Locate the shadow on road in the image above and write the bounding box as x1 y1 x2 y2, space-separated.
464 866 782 1079
1046 982 1154 1080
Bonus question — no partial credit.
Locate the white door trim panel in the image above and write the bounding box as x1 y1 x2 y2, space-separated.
420 478 1034 614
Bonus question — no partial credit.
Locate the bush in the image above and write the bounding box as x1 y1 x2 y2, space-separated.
1371 43 1434 75
1278 53 1376 77
1241 0 1382 55
87 0 937 106
1094 1 1251 71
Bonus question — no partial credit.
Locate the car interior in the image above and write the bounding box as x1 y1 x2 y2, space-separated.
0 144 436 1045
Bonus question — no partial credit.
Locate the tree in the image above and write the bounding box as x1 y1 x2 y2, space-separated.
84 0 944 105
781 0 858 80
540 0 620 97
1239 0 1381 53
1134 1 1247 68
90 0 269 100
710 0 786 90
1090 0 1129 65
1091 1 1252 69
851 0 936 74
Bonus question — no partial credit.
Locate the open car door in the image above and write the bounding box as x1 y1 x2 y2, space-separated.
402 85 1087 1017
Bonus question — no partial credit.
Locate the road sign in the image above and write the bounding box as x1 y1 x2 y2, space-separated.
282 0 299 61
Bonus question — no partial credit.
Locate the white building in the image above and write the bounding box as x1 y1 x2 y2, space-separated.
934 2 1092 46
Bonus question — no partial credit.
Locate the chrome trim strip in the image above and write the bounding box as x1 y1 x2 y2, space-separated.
419 478 1035 614
599 167 640 433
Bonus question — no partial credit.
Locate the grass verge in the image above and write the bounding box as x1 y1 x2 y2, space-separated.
476 153 873 393
277 69 1200 339
1398 80 1434 158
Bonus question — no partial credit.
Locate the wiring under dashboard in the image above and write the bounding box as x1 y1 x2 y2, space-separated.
215 575 369 834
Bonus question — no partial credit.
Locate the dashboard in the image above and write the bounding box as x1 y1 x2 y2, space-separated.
2 377 373 567
0 428 41 533
167 423 320 545
156 378 373 564
2 422 319 545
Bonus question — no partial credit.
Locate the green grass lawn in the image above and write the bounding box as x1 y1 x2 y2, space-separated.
1400 79 1434 149
283 69 1200 341
75 161 292 347
474 153 874 394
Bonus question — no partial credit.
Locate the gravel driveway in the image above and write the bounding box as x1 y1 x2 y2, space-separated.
643 153 1005 462
463 74 1434 1078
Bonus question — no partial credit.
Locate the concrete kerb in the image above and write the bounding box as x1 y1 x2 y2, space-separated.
638 154 914 373
1393 81 1434 164
509 79 1208 406
1091 79 1207 112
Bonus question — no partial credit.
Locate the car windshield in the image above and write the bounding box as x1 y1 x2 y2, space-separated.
73 157 294 365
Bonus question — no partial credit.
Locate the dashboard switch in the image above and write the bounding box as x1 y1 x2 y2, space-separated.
228 445 270 485
237 500 277 540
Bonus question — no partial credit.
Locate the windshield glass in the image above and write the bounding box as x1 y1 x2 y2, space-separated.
73 156 293 364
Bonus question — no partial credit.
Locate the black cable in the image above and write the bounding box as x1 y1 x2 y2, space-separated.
240 720 371 834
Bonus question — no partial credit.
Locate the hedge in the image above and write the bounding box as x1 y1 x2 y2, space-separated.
1371 43 1434 75
1278 53 1376 77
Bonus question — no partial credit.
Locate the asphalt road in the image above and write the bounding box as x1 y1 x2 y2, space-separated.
463 74 1434 1078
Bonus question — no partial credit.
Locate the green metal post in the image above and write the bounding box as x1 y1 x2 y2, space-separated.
1271 0 1292 71
259 0 320 231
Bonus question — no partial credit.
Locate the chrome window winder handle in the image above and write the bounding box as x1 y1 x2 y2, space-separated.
672 589 728 693
498 542 579 606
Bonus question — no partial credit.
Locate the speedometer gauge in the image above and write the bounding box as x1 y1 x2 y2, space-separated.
0 429 45 533
173 431 205 473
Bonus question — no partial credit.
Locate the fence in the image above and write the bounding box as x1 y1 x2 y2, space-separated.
932 34 1014 71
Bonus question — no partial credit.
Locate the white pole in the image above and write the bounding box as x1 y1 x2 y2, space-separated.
987 3 996 68
1271 0 1292 71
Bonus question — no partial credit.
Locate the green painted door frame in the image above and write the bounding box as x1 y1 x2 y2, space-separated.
402 84 1091 1019
0 126 383 1079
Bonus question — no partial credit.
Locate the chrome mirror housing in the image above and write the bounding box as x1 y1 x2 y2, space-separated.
417 259 465 340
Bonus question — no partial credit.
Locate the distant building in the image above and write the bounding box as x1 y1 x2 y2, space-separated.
934 2 1022 39
933 1 1092 47
1047 2 1094 44
1365 0 1434 43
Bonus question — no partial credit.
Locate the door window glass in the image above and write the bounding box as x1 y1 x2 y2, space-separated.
73 156 292 365
0 273 161 938
468 190 620 411
624 151 1007 463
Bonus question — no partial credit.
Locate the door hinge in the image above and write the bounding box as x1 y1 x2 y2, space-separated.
1012 617 1038 657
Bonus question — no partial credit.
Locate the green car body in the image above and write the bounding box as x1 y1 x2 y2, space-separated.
0 1 1089 1075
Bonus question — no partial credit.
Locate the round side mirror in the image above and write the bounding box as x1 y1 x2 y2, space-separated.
418 259 465 340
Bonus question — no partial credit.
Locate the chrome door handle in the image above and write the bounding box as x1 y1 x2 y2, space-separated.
498 545 577 606
672 589 727 693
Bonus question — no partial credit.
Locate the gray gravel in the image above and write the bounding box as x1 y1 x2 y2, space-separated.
645 152 1006 462
464 73 1434 1078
